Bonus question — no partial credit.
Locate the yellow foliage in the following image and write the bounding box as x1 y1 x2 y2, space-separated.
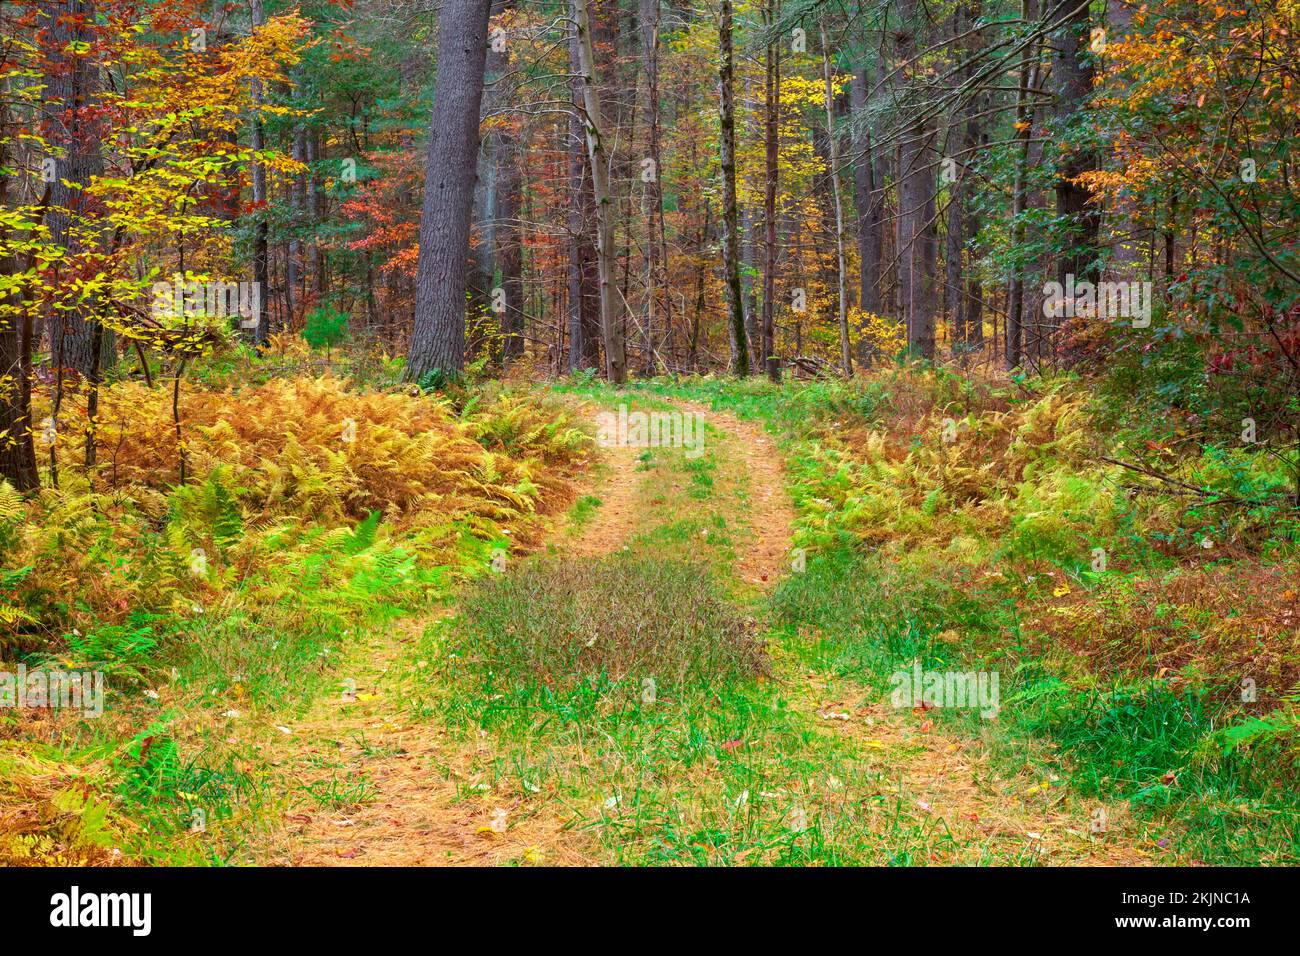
851 309 906 360
800 371 1117 564
5 376 594 642
0 744 120 867
0 481 24 522
79 376 590 526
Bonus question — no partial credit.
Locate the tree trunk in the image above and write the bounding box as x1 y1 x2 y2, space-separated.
571 0 626 383
496 139 524 363
0 305 37 491
566 45 603 375
820 26 852 375
1052 0 1100 290
1005 0 1038 368
762 2 780 380
493 104 524 363
895 0 936 358
639 0 670 374
287 123 306 323
945 1 986 349
249 0 271 346
1104 0 1144 283
961 4 986 346
567 108 590 371
308 128 326 301
485 5 524 365
405 0 494 382
0 179 38 489
465 151 493 358
742 206 759 364
718 0 749 376
42 0 106 379
851 66 884 326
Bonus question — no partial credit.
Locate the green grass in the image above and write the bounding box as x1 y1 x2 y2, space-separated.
558 371 1300 864
23 511 448 866
568 494 603 531
303 773 373 811
382 386 1055 865
409 609 986 864
1011 677 1300 864
50 367 1293 866
448 554 767 701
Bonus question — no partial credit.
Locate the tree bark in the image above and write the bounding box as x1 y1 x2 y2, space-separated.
718 0 749 376
742 206 759 364
0 304 37 491
42 0 106 378
308 129 326 300
1103 0 1143 283
485 4 524 364
1052 0 1100 290
761 1 780 380
287 123 305 322
961 3 986 346
639 0 670 374
496 139 524 363
945 1 985 349
571 0 626 383
405 0 494 382
249 0 270 346
0 112 39 490
851 66 884 325
566 38 603 373
1006 0 1039 368
820 26 852 375
895 0 936 358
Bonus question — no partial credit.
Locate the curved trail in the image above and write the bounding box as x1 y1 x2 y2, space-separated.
252 398 1154 866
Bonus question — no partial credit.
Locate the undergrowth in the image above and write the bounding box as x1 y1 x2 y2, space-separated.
627 363 1300 864
0 372 591 865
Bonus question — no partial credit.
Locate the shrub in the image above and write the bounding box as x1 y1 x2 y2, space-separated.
450 555 768 694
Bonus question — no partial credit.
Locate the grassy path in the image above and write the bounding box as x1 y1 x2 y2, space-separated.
248 394 1163 866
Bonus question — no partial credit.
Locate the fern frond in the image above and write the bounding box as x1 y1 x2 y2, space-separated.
0 481 25 522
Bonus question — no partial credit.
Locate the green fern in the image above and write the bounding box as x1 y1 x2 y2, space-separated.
343 510 382 555
166 467 244 551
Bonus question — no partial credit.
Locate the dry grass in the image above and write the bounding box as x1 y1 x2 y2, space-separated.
454 554 768 692
800 687 1160 866
0 737 124 866
246 615 598 867
67 376 591 525
1031 561 1300 705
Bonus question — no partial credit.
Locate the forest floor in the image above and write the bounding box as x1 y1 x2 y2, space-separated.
248 394 1164 866
7 369 1293 868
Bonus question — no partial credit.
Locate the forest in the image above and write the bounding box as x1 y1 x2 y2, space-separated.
0 0 1297 874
